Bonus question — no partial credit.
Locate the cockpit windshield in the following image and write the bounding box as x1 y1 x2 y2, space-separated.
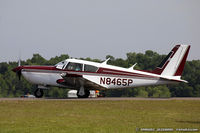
55 60 66 69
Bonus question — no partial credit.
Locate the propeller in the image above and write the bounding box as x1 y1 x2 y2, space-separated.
17 57 21 80
12 58 22 81
16 69 22 80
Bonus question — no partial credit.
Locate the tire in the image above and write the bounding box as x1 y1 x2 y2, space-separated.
77 89 90 98
34 89 44 98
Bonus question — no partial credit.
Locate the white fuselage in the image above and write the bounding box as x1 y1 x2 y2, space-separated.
12 44 190 96
20 59 177 90
22 70 63 87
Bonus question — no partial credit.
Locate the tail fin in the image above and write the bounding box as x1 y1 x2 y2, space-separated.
152 45 190 77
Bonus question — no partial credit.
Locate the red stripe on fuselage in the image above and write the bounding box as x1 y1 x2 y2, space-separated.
22 66 58 70
12 66 58 72
14 65 158 79
97 68 157 78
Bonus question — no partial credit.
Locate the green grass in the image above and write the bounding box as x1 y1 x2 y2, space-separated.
0 99 199 133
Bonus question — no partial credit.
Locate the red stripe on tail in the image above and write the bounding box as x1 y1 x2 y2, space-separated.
174 45 190 76
152 45 180 75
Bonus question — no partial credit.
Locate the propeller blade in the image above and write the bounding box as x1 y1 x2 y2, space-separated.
18 59 21 67
16 70 22 81
13 66 22 81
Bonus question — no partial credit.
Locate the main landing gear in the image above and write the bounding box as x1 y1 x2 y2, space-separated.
76 79 90 98
77 86 90 98
34 88 44 98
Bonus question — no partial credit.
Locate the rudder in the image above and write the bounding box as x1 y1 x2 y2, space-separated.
152 45 190 77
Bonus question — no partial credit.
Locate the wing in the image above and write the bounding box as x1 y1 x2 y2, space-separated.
81 75 106 90
59 72 107 90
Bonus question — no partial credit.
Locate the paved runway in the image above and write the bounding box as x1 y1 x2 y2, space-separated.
0 97 200 101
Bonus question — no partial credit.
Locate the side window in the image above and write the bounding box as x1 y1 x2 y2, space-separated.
84 64 98 72
65 62 83 71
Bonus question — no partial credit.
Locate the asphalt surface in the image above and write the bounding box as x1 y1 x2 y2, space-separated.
0 97 200 101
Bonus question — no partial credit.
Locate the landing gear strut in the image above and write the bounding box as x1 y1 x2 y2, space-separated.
34 89 44 98
77 87 90 98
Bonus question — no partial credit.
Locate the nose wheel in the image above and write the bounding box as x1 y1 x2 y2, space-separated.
34 89 44 98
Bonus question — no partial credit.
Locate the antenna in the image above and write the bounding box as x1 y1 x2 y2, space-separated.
102 58 110 65
18 50 21 66
129 63 137 70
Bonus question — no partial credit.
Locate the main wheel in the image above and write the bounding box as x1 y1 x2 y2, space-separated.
77 89 90 98
34 89 44 98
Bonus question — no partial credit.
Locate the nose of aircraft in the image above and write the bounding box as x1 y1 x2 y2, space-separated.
12 66 24 80
12 66 23 72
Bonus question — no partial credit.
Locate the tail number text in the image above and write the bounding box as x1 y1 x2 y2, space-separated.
100 77 133 86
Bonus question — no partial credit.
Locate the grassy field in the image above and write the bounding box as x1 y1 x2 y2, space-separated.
0 98 199 133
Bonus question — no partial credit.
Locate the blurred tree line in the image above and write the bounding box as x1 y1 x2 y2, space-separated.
0 51 199 98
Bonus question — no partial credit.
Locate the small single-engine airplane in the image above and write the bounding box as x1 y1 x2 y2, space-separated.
13 44 190 98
